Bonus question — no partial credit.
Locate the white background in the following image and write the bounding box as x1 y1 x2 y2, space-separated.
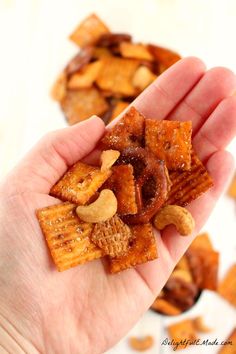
0 1 235 353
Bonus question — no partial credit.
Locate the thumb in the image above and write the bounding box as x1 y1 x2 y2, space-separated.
6 116 105 194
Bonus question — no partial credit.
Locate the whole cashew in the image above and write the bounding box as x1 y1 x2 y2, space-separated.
153 205 195 236
76 189 117 223
129 336 154 351
100 150 120 172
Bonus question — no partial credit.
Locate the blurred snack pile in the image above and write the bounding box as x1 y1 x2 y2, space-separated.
151 233 219 315
167 316 212 351
51 14 181 125
218 263 236 309
228 173 236 199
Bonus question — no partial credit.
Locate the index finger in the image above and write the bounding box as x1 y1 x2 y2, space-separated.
133 56 206 119
85 57 205 163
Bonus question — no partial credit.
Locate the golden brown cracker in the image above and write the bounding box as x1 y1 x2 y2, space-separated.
166 151 214 206
101 106 145 151
218 264 236 308
93 47 112 59
110 223 157 273
171 269 193 283
91 215 132 257
187 248 219 291
61 88 109 125
103 164 137 215
96 56 140 96
36 202 103 271
69 14 110 47
190 232 213 251
109 101 129 122
120 42 154 61
167 319 197 350
151 298 182 316
67 61 103 89
148 44 181 73
228 174 236 198
176 255 191 272
50 162 111 205
145 119 192 171
51 72 67 102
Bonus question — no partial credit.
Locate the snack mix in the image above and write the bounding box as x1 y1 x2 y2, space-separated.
51 13 181 125
37 106 213 273
167 316 212 351
151 233 219 315
228 173 236 199
218 263 236 308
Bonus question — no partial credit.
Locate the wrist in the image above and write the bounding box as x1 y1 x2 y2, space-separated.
0 312 40 354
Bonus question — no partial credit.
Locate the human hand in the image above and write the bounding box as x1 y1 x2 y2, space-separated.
0 57 235 354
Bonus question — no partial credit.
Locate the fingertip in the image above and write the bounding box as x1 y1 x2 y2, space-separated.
207 66 235 79
179 56 206 71
219 94 236 110
211 95 236 131
207 150 234 171
88 115 106 126
207 150 235 193
161 56 206 78
156 55 206 93
204 66 236 94
77 115 106 132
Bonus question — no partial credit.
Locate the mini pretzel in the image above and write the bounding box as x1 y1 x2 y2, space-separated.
65 47 94 76
96 33 132 47
117 147 171 223
164 276 199 311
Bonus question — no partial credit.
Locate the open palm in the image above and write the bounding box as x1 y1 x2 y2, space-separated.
0 57 236 354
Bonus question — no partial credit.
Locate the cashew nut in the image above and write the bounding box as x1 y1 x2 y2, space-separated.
129 336 154 351
100 150 120 172
153 205 195 236
76 189 117 223
193 316 212 333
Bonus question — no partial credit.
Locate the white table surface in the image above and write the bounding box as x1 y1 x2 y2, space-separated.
0 1 235 353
